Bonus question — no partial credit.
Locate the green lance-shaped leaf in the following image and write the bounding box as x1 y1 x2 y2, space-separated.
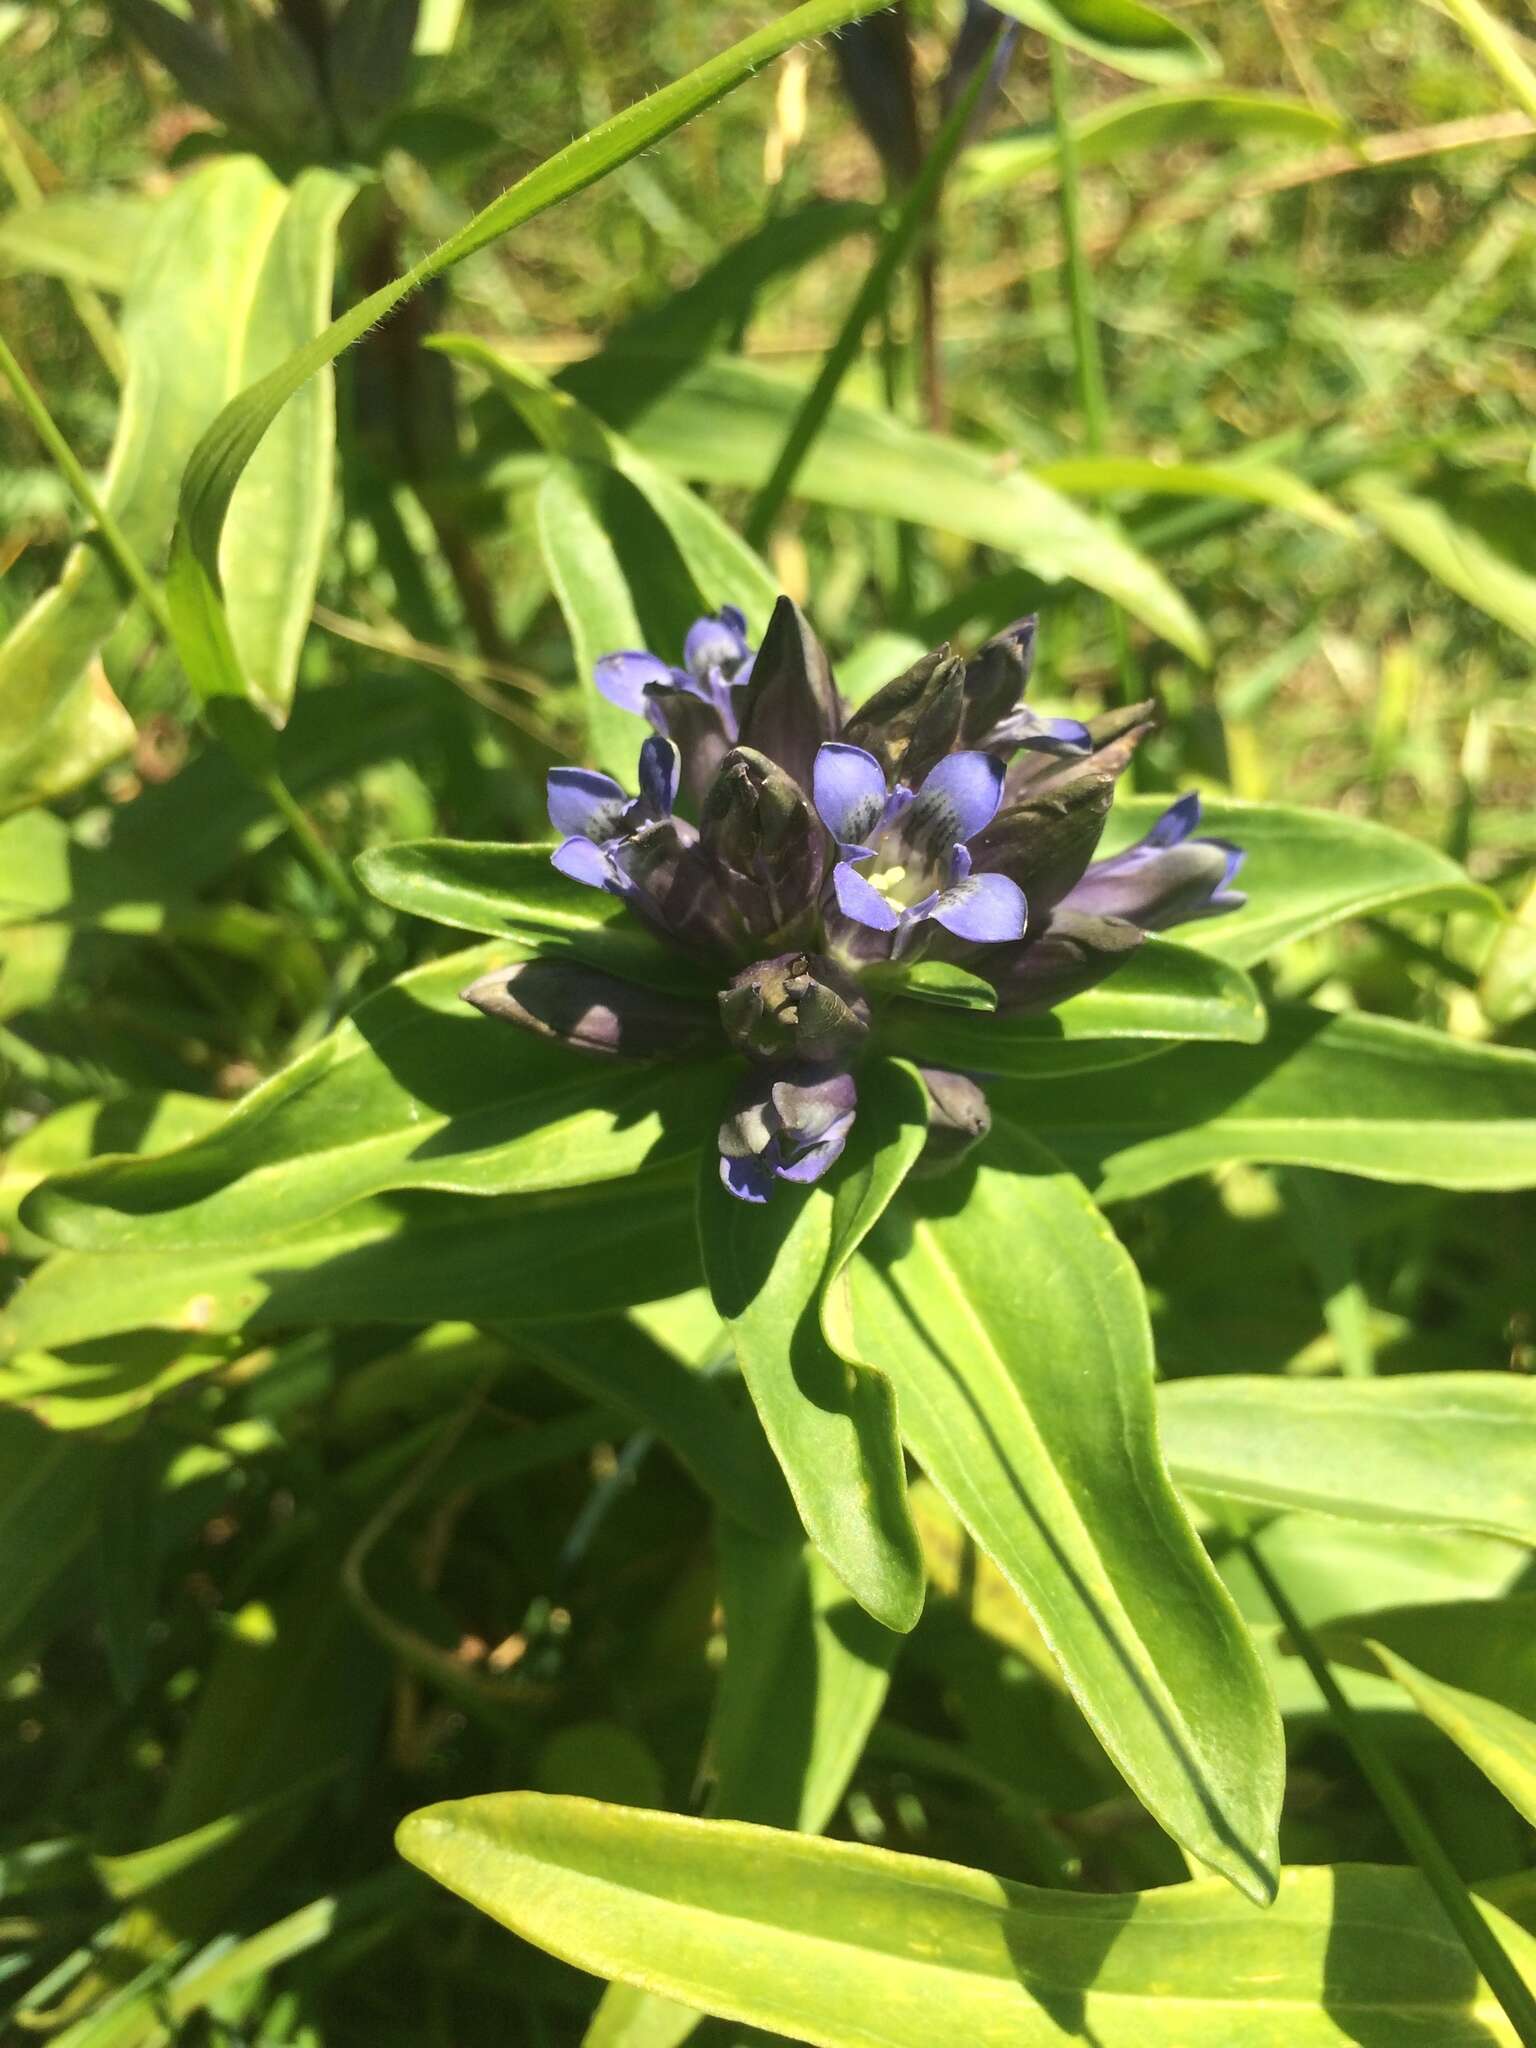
440 336 779 625
356 842 716 995
399 1796 1536 2046
1035 453 1354 536
536 459 650 784
0 1412 109 1665
699 1060 928 1633
584 1523 902 2048
1099 796 1498 969
23 947 727 1252
0 190 158 294
0 158 328 812
1 159 351 807
845 1120 1283 1899
1159 1374 1536 1547
878 936 1265 1079
1312 1598 1536 1828
986 0 1217 83
590 356 1209 663
160 0 896 723
959 87 1349 197
996 1004 1536 1205
0 1174 703 1359
1345 468 1536 644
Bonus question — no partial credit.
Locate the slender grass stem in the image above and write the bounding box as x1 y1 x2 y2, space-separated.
0 327 171 636
1047 39 1143 720
1244 1536 1536 2047
744 31 1002 553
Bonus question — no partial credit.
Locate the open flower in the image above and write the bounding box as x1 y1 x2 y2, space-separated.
595 606 757 802
466 596 1246 1200
813 742 1027 955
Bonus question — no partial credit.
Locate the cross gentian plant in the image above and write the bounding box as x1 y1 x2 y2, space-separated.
465 599 1245 1202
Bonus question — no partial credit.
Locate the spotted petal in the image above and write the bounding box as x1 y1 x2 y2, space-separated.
905 749 1005 857
929 869 1028 944
684 607 751 678
547 767 629 844
814 742 889 852
594 651 679 716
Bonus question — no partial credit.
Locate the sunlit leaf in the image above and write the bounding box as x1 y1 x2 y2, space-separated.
985 0 1217 84
399 1796 1536 2044
846 1120 1283 1898
1160 1373 1536 1546
960 87 1347 197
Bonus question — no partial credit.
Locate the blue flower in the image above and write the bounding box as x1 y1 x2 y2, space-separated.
467 597 1249 1202
812 741 1027 955
1064 793 1246 929
717 1062 859 1204
594 606 756 802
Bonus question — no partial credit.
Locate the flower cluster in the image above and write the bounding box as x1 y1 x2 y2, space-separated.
466 598 1244 1202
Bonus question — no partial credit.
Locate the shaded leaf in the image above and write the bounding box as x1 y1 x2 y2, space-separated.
699 1060 927 1632
1347 469 1536 644
995 1004 1536 1204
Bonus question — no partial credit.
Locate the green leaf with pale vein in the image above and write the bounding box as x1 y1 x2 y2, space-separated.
399 1795 1536 2046
993 1005 1536 1203
22 948 725 1253
846 1119 1283 1898
1159 1374 1536 1544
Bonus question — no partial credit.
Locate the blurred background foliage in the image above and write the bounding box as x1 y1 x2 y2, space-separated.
0 0 1534 2040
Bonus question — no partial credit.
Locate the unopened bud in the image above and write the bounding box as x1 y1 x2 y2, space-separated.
912 1067 992 1178
461 958 717 1059
700 747 823 945
718 951 871 1064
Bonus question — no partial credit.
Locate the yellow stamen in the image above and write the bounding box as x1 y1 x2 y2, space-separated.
868 863 908 899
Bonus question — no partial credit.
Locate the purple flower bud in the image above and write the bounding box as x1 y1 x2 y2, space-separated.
841 647 964 789
718 951 871 1065
594 606 758 806
460 958 717 1059
718 1062 858 1203
832 8 923 185
735 596 840 801
912 1066 992 1178
700 746 825 950
971 722 1151 915
983 911 1146 1016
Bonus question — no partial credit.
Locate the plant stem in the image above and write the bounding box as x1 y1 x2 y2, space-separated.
1047 39 1143 719
744 29 1002 553
0 327 170 635
258 770 376 932
1244 1536 1536 2047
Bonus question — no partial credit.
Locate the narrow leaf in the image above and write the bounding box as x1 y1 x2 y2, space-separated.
847 1120 1283 1898
399 1797 1536 2046
1160 1373 1536 1546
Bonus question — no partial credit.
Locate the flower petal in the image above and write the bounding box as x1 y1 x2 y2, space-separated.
595 651 677 716
1145 791 1202 848
720 1152 775 1203
776 1123 853 1185
832 859 901 932
551 835 619 892
684 609 751 678
546 767 629 843
928 870 1028 944
634 735 680 819
814 743 889 850
906 749 1005 856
